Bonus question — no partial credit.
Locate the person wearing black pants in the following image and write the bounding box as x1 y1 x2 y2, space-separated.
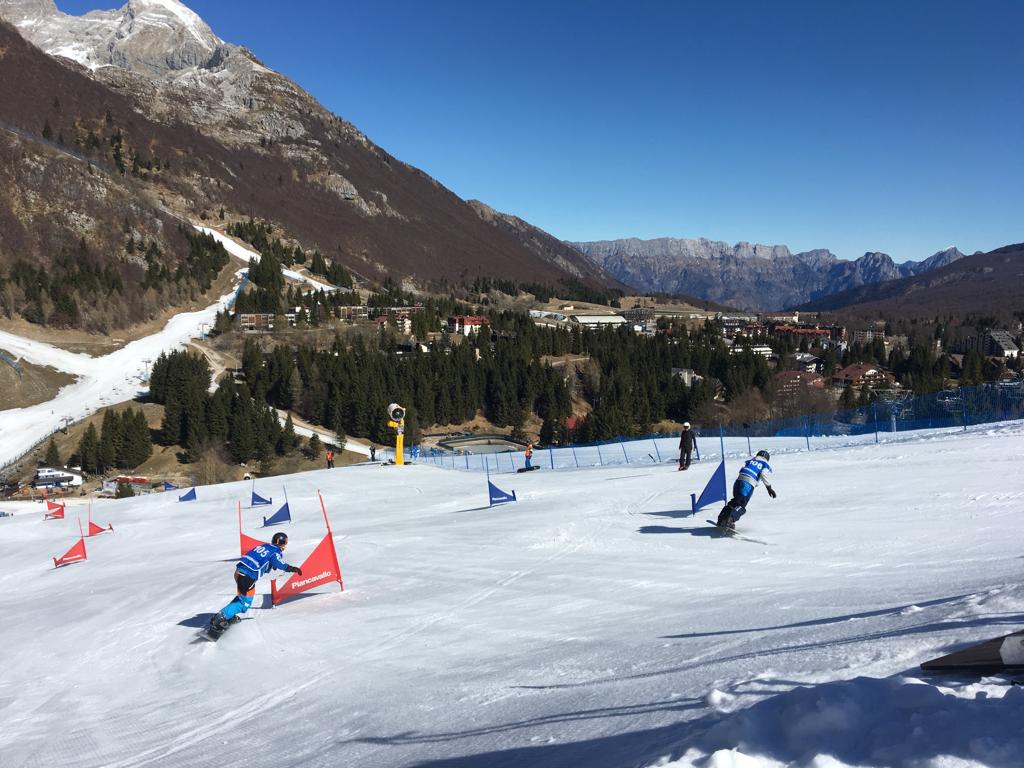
678 422 696 470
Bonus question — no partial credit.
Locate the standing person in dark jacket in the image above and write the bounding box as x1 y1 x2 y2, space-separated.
207 532 302 636
678 422 697 470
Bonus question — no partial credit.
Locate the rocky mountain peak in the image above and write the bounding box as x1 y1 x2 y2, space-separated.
1 0 227 76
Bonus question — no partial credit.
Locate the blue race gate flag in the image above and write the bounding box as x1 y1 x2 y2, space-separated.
263 502 291 527
690 459 727 515
163 480 178 491
488 481 517 506
178 487 197 502
251 490 272 506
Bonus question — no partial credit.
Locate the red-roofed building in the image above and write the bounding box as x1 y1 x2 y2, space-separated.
448 315 490 336
832 363 896 390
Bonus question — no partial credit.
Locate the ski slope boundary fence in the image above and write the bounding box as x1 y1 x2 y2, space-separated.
408 380 1024 475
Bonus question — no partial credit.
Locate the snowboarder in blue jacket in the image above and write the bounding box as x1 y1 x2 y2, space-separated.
208 532 302 634
717 450 777 530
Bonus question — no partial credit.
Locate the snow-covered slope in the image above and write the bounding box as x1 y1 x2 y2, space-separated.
0 276 242 468
2 425 1023 767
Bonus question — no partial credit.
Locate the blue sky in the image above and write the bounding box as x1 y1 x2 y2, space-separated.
56 1 1023 261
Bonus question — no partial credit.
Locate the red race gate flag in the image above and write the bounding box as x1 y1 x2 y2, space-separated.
53 519 87 568
238 501 268 556
87 503 113 536
44 499 65 520
270 490 343 606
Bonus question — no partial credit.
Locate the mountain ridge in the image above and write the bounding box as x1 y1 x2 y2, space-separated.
793 243 1024 318
0 0 619 333
571 236 968 311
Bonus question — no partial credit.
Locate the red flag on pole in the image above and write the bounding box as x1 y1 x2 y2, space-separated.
44 499 65 520
238 501 268 556
54 518 87 568
270 490 343 606
87 503 113 536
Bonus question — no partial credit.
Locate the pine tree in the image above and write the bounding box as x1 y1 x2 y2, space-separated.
307 433 321 460
99 409 122 471
280 412 298 454
78 423 99 474
229 388 257 464
44 437 61 468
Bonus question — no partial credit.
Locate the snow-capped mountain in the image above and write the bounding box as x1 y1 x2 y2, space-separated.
4 0 224 75
0 0 618 333
571 237 968 311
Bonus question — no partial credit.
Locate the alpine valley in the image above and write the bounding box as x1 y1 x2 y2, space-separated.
0 0 623 332
0 0 990 329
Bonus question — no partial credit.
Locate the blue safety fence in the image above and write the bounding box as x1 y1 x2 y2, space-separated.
406 380 1024 474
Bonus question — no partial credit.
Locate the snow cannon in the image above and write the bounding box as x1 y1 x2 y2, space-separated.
387 403 406 465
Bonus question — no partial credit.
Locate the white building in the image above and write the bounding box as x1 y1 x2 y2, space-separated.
569 313 627 329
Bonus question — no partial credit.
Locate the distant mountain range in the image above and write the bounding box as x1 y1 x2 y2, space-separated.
794 242 1024 319
0 0 1012 332
570 237 969 311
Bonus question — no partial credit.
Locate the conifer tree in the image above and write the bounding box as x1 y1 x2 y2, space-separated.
280 412 298 454
307 433 321 459
44 437 61 468
78 423 99 474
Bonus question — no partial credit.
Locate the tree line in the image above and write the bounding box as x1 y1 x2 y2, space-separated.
71 407 153 475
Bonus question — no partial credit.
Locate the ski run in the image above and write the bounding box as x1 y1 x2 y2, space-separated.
2 423 1023 767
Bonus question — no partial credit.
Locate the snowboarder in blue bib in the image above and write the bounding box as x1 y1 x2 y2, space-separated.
716 450 777 530
207 532 302 636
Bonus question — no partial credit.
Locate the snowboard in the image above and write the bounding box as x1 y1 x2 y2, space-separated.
517 466 540 473
194 616 242 643
705 520 770 546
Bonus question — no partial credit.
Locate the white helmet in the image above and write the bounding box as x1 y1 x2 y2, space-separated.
683 422 690 428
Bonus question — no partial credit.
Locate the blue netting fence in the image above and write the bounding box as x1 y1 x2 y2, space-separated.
400 380 1024 474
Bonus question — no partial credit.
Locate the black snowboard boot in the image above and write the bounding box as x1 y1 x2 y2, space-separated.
716 506 734 529
208 612 230 634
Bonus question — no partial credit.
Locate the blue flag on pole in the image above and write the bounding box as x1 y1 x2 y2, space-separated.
691 459 727 515
178 487 196 502
263 502 291 527
488 481 516 506
163 481 178 491
251 490 272 506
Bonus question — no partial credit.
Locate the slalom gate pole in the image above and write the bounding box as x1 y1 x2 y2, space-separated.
318 489 332 534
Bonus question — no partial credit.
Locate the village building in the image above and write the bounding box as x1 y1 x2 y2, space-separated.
790 352 824 373
959 330 1020 359
448 315 491 335
832 362 897 390
773 370 826 396
568 312 627 329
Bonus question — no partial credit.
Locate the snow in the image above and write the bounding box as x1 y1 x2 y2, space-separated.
196 225 341 293
2 423 1023 767
0 275 243 468
0 222 342 469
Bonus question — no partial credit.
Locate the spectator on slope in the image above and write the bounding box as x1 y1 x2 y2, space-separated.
325 448 335 469
678 422 697 470
716 450 776 530
524 443 534 469
207 532 302 636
